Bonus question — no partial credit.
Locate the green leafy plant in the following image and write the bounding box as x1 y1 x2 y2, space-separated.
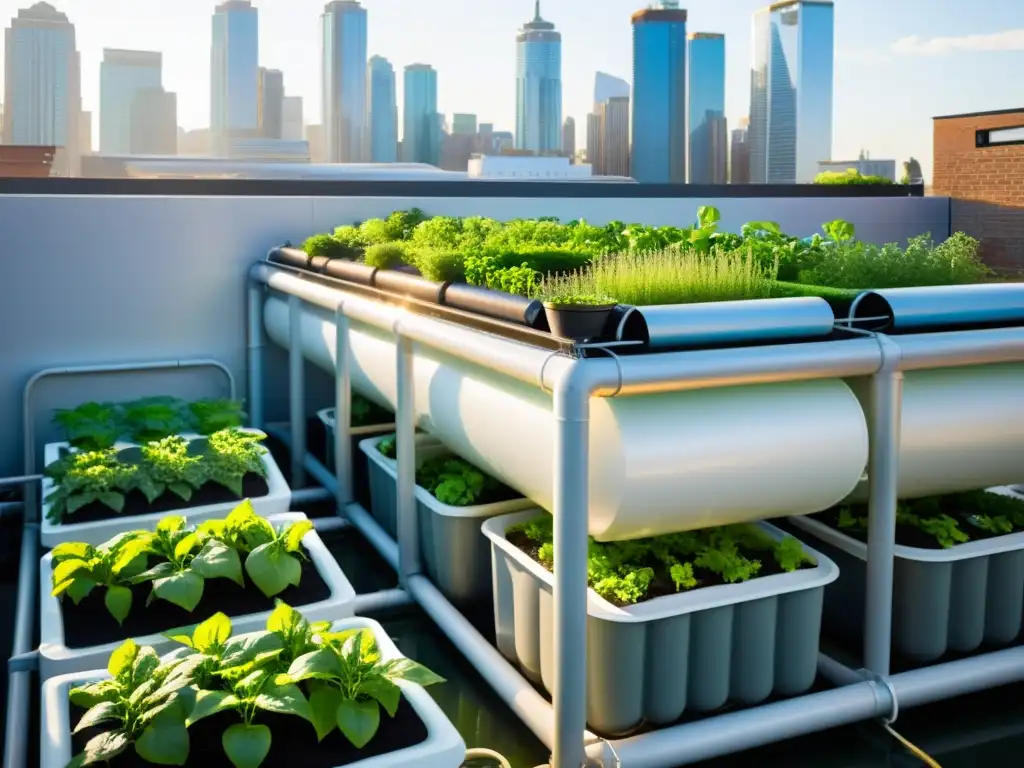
66 639 197 767
540 291 615 307
200 429 268 497
51 531 153 624
122 398 189 444
349 395 393 428
415 455 511 507
332 225 369 251
188 400 247 435
814 169 894 185
44 449 136 523
134 436 205 504
301 234 351 260
363 242 410 270
53 402 124 451
376 435 396 459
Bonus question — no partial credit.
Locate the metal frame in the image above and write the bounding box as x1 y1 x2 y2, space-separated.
248 262 1024 767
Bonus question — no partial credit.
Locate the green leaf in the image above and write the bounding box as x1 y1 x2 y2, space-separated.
81 730 129 764
193 612 232 652
173 533 200 561
185 690 239 726
66 577 96 604
132 647 162 683
51 542 93 561
168 482 194 502
222 723 272 768
52 558 91 588
73 701 121 734
307 684 341 741
104 585 132 625
191 541 244 587
131 561 176 584
336 697 380 748
362 678 401 718
135 708 190 766
282 520 313 552
220 631 284 668
384 657 447 687
254 683 312 722
157 516 186 534
163 631 194 649
265 602 301 635
66 493 97 515
96 492 126 513
283 648 341 684
107 639 139 679
152 571 204 612
69 681 119 709
244 544 298 598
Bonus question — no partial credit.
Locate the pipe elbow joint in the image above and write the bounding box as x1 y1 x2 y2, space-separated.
875 333 904 375
551 360 599 422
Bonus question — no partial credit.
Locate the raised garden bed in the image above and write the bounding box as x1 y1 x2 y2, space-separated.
317 398 395 511
40 609 465 768
40 428 289 548
362 435 533 604
39 508 355 680
484 510 838 735
788 487 1024 662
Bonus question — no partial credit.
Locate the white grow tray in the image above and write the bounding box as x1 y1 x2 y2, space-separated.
38 513 355 680
40 428 290 548
40 617 466 768
317 407 396 437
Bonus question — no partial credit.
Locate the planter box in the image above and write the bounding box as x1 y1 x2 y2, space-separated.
317 408 395 511
40 428 290 548
40 618 466 768
483 510 839 736
38 513 355 681
362 436 534 604
358 433 440 537
788 487 1024 663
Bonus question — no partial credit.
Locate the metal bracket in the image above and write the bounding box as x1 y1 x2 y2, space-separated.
857 667 900 725
7 651 38 674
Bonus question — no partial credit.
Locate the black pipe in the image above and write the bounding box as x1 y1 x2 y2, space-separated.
323 259 378 286
269 246 311 269
441 283 548 330
373 269 447 304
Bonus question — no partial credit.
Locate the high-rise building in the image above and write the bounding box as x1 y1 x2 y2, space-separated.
78 109 91 155
515 1 562 153
749 0 834 183
452 114 478 136
258 67 284 139
730 118 751 183
130 87 177 154
688 32 727 184
562 116 575 157
322 1 368 162
99 49 162 155
593 72 630 107
305 123 326 162
3 1 81 167
402 64 439 165
282 95 303 141
368 56 397 162
210 0 259 153
599 97 630 177
586 113 602 170
631 2 688 183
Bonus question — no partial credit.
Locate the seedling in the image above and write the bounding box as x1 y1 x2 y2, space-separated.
51 531 153 624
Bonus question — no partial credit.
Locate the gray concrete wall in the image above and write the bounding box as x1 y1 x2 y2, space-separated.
0 193 950 476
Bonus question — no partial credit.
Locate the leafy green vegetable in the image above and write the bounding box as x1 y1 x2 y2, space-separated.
376 435 396 459
134 436 204 504
201 429 268 497
53 402 123 451
51 531 153 624
541 292 615 307
415 454 514 507
363 242 410 270
188 399 247 435
44 449 136 523
122 397 190 444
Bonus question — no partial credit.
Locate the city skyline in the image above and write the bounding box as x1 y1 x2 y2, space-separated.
0 0 1022 180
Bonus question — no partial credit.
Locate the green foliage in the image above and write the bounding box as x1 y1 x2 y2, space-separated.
301 234 350 260
415 454 512 507
363 242 410 270
822 219 856 243
53 402 123 451
508 515 816 605
814 169 894 185
50 531 152 624
541 291 615 306
409 216 463 250
44 449 135 523
200 429 269 498
332 225 368 250
133 436 204 504
408 247 467 283
188 400 246 435
122 398 190 444
349 395 393 428
376 435 396 459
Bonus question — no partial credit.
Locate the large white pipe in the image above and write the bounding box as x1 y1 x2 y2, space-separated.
265 296 870 540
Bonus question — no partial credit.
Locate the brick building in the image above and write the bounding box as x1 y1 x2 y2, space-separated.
0 145 55 177
933 108 1024 273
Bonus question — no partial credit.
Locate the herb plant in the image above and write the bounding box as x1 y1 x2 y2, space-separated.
189 400 247 435
51 532 153 624
415 455 512 507
45 450 136 523
53 402 123 451
201 429 269 497
376 435 397 459
122 397 190 444
134 436 205 504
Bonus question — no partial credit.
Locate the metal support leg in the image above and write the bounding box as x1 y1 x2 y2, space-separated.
552 369 590 768
863 337 903 676
3 523 38 768
395 332 420 584
288 295 307 488
247 283 266 430
334 309 353 506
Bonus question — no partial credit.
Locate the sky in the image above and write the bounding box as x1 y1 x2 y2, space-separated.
1 0 1023 181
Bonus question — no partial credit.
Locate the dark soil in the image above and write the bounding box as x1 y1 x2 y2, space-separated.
506 530 809 607
62 474 269 525
70 697 429 767
60 550 329 648
813 504 1023 550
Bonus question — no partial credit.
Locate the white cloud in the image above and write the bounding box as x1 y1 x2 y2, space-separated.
891 28 1024 56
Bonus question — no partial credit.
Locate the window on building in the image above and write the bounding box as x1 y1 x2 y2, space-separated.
976 126 1024 148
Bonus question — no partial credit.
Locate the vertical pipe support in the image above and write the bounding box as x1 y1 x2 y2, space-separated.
333 305 353 506
863 335 904 676
551 363 592 768
3 523 38 768
247 282 266 430
288 294 307 488
395 327 420 584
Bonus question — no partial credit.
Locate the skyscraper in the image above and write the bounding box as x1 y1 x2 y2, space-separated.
99 49 162 155
748 0 834 183
599 97 630 177
258 67 284 139
322 0 368 162
402 64 439 165
452 114 478 135
515 1 562 153
3 1 81 166
586 113 602 170
562 116 575 157
210 0 259 152
282 95 304 141
688 33 727 184
631 2 688 183
368 55 397 162
593 72 630 107
130 87 177 154
731 117 751 183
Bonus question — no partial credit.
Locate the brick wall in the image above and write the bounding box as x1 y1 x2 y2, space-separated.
933 110 1024 274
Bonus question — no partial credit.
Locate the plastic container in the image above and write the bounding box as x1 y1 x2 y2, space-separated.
788 487 1024 662
483 510 839 735
542 301 616 342
360 433 441 537
39 617 466 768
361 436 534 604
317 407 396 510
37 513 356 681
40 428 291 548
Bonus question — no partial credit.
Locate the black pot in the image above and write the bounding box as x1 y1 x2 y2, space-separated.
442 283 547 329
323 259 378 286
373 269 447 304
543 302 617 342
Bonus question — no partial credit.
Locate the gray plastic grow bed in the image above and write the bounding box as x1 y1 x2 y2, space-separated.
483 510 839 735
789 486 1024 663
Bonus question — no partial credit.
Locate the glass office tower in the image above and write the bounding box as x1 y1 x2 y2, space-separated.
368 55 397 162
688 33 727 184
322 0 368 162
748 0 834 183
515 1 562 153
402 64 439 165
210 0 259 151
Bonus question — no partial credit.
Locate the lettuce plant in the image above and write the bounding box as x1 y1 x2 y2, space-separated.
415 454 513 507
44 449 136 523
52 402 123 451
134 436 205 504
201 429 269 497
50 531 153 624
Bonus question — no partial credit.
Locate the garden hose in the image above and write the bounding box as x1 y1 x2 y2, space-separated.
462 747 513 768
880 720 943 768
